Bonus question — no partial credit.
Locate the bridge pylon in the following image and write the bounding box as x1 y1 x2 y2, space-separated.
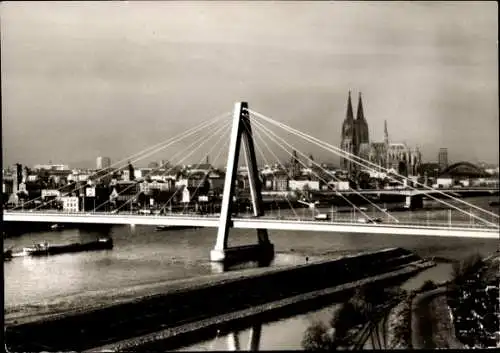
210 102 274 263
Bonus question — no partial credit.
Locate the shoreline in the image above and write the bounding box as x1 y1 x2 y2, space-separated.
385 253 500 349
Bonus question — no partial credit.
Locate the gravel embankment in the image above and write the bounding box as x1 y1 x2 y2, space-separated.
386 296 412 349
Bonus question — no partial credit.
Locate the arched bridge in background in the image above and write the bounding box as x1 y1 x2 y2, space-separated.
439 162 492 178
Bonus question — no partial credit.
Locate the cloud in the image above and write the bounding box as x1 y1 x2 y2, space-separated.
1 1 498 167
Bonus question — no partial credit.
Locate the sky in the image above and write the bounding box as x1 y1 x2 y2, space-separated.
1 1 498 169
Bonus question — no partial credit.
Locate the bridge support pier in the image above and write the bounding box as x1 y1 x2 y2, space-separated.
210 102 274 264
404 195 423 210
227 331 240 351
247 324 262 351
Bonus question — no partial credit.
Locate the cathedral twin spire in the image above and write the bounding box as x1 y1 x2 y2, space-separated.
344 90 366 122
346 91 354 121
341 90 369 159
356 92 365 122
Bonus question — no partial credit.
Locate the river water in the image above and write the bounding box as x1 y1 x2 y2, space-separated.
4 196 499 350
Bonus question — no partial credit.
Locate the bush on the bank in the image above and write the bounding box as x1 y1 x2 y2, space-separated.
387 297 412 349
451 254 485 285
420 280 438 292
329 301 361 339
302 321 336 351
303 285 404 350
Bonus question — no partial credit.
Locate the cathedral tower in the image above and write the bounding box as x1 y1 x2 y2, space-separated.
354 92 370 153
340 91 355 173
384 119 389 146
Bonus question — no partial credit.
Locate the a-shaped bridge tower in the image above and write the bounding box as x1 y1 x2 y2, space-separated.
210 102 274 263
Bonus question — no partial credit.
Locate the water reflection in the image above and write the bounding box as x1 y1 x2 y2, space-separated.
176 305 339 351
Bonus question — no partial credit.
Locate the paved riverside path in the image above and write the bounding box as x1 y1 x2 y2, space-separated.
5 248 432 352
411 287 464 349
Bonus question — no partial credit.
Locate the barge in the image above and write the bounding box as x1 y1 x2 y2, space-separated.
23 238 113 257
4 249 13 261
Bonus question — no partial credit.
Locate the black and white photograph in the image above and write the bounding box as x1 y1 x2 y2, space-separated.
2 1 499 351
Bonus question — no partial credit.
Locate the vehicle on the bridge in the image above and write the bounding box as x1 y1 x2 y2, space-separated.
314 213 330 221
357 217 383 224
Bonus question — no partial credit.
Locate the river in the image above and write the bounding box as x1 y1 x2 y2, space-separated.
4 196 499 350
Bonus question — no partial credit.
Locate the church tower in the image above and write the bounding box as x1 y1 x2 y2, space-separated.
383 120 390 169
354 92 370 153
340 91 355 173
384 119 389 146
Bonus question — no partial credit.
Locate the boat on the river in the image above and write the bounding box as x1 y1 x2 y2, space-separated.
50 224 65 231
22 238 113 257
155 225 200 231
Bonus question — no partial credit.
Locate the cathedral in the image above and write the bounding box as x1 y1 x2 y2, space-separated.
340 92 421 177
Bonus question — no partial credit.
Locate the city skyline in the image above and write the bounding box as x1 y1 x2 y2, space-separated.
1 1 498 168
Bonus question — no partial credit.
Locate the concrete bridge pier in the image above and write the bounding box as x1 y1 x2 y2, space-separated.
404 195 424 210
227 331 241 351
247 324 262 351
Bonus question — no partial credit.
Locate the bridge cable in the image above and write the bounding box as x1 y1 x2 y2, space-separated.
34 116 229 212
180 123 233 214
248 108 497 216
252 111 499 228
94 119 231 213
249 108 499 220
251 119 377 222
252 119 399 223
269 122 499 228
155 120 233 215
109 119 230 214
248 109 499 228
252 119 400 223
19 111 231 211
91 119 224 212
246 120 300 220
111 119 231 214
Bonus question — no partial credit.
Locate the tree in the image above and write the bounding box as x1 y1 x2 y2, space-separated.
137 192 146 208
302 321 336 351
419 280 437 292
451 253 485 285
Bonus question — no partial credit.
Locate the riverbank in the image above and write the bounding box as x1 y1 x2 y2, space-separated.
386 295 412 349
411 287 464 349
447 253 500 348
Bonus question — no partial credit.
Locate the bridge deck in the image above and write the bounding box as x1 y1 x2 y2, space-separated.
4 211 498 239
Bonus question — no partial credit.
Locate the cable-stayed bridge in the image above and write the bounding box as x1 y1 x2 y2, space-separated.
5 102 499 263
